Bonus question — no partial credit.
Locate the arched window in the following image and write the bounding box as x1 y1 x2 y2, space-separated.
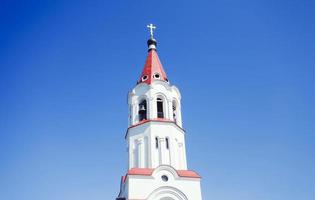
172 100 177 123
157 98 164 118
138 99 147 121
155 137 159 149
166 137 170 149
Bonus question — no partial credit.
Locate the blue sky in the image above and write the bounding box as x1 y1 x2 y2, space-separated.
0 0 314 199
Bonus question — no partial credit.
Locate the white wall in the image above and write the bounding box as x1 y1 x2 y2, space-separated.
127 122 187 170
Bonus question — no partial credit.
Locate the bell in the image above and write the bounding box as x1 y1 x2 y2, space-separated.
139 105 146 113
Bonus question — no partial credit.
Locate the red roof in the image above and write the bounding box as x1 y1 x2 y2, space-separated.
127 168 154 176
177 170 201 178
138 49 168 84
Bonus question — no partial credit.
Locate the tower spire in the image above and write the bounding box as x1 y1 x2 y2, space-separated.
138 24 168 84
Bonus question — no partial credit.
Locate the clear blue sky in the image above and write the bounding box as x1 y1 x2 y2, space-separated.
0 0 314 199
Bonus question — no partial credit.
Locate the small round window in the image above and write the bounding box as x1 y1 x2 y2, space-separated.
161 175 169 182
141 75 148 82
153 73 161 79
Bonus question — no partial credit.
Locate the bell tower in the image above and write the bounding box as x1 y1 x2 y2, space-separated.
116 24 202 200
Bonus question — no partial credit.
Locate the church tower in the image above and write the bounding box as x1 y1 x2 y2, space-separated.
116 24 202 200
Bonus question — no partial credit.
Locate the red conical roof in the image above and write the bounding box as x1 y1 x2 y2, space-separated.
138 48 168 84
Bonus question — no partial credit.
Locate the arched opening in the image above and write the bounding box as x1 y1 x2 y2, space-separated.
172 100 177 123
166 137 170 149
138 99 147 122
147 186 188 200
157 98 164 118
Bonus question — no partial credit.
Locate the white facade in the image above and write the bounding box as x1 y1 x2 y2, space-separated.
116 34 202 200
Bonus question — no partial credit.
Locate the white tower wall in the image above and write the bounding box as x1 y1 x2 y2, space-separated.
127 122 187 170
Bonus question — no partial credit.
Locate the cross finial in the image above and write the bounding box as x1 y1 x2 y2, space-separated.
147 23 156 39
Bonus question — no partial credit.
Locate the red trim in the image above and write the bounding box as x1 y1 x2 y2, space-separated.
126 168 201 179
129 118 173 129
125 119 185 139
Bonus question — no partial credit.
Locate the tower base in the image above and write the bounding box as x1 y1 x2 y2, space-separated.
117 165 202 200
